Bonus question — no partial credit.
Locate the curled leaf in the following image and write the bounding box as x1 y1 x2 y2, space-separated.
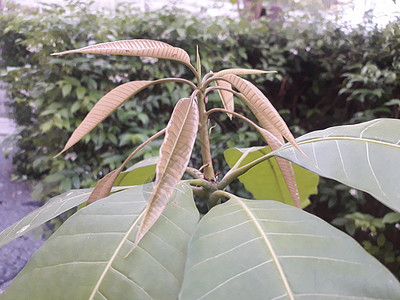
52 39 191 66
135 97 199 245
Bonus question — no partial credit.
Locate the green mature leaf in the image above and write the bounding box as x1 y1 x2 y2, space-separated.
272 119 400 212
0 187 129 248
382 212 400 224
179 197 400 299
2 182 199 300
224 147 318 208
113 156 158 186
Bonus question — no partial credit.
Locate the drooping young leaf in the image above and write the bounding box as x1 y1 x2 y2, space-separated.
213 68 276 77
135 98 199 244
222 74 302 155
2 183 199 300
215 80 234 120
56 80 159 156
179 197 400 299
87 157 157 205
87 170 120 205
52 39 192 67
0 186 129 248
272 118 400 212
224 147 318 208
87 130 165 205
258 126 301 208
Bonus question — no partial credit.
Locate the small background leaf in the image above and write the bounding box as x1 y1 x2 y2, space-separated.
224 146 318 208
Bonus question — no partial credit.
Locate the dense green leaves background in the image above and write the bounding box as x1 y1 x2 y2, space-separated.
1 0 399 277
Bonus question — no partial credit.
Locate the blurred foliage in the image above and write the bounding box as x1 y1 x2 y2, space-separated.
0 0 399 278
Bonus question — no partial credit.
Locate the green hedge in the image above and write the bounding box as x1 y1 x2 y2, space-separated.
1 1 399 277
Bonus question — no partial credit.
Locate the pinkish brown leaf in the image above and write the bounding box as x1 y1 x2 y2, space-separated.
135 97 199 244
53 39 191 66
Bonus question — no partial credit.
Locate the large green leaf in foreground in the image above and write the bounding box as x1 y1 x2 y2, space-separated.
271 118 400 212
224 146 319 208
2 182 199 300
0 186 127 248
179 197 400 299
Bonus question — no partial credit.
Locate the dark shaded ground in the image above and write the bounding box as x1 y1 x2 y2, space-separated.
0 146 45 294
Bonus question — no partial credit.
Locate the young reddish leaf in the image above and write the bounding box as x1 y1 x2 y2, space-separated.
258 127 301 208
215 80 234 119
56 80 157 157
134 97 199 245
87 170 119 205
221 74 303 208
87 129 166 205
213 68 277 77
222 74 303 155
52 39 192 66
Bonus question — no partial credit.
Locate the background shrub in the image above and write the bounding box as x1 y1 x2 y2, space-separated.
1 0 399 278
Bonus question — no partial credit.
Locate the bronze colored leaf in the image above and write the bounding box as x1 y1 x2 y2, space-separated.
222 74 303 154
259 129 301 208
87 170 119 205
87 129 166 205
222 74 302 208
135 98 199 244
52 39 191 66
213 68 276 77
56 80 157 157
215 80 234 119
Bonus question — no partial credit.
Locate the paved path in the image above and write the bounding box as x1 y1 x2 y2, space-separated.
0 85 44 293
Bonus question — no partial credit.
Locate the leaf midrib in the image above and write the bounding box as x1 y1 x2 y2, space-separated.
280 136 400 151
235 197 294 300
88 209 146 300
159 98 195 184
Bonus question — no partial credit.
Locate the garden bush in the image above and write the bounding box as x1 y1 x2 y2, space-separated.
1 0 399 278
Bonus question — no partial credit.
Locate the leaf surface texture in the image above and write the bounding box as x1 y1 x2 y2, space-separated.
135 98 199 244
180 198 400 299
2 183 199 300
273 118 400 212
53 39 192 66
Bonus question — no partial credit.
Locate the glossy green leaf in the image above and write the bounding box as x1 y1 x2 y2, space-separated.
2 182 199 300
272 119 400 212
113 157 158 187
179 197 400 299
0 187 129 248
224 146 318 208
382 212 400 224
